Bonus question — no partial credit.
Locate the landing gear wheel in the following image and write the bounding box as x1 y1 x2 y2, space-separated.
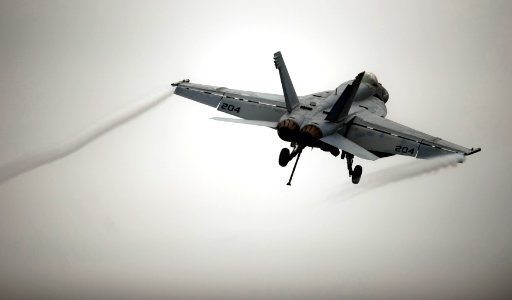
279 148 290 167
351 165 362 184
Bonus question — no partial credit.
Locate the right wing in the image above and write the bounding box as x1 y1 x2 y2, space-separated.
172 80 287 123
346 111 480 158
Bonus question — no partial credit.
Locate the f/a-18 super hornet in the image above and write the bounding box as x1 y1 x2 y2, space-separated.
172 51 480 185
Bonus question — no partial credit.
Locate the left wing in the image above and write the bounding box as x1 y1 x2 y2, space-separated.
172 80 287 123
346 111 481 158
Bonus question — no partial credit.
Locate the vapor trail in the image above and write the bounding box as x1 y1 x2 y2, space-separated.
0 87 173 185
326 153 466 202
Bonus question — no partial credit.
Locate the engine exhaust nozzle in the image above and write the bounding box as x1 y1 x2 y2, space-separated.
277 119 300 141
299 124 323 145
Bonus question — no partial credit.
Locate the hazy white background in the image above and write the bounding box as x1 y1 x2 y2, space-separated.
0 0 510 299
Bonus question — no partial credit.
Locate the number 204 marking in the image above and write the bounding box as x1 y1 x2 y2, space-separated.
220 103 241 113
395 145 415 155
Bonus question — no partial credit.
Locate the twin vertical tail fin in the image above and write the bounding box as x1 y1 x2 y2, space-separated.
273 51 364 121
274 51 300 112
325 71 365 122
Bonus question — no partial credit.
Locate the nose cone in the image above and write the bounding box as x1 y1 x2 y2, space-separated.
300 124 323 145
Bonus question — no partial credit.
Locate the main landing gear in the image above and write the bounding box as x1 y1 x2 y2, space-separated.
278 145 364 185
341 151 363 184
279 143 305 186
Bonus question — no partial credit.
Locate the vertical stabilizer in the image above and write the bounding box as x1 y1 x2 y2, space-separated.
325 71 365 122
274 51 300 112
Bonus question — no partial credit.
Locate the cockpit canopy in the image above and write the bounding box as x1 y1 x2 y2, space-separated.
362 72 389 102
362 72 378 86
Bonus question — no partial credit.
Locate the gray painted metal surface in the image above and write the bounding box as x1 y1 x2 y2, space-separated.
171 51 480 184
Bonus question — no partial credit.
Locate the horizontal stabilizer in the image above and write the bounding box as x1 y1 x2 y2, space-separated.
211 117 278 128
320 133 379 161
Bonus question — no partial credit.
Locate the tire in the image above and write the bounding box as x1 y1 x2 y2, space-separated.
279 148 290 167
351 165 362 184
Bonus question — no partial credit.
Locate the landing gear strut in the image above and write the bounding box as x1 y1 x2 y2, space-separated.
279 147 363 185
344 152 363 184
278 144 305 186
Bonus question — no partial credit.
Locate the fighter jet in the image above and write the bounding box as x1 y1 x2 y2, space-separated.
172 51 480 185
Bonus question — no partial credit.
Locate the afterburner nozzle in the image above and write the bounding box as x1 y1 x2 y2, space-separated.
299 124 323 145
277 119 300 141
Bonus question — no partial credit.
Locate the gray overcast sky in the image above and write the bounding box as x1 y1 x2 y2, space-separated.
0 1 511 299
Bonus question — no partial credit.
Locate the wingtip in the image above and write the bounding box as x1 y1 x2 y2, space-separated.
171 79 190 87
465 147 482 156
